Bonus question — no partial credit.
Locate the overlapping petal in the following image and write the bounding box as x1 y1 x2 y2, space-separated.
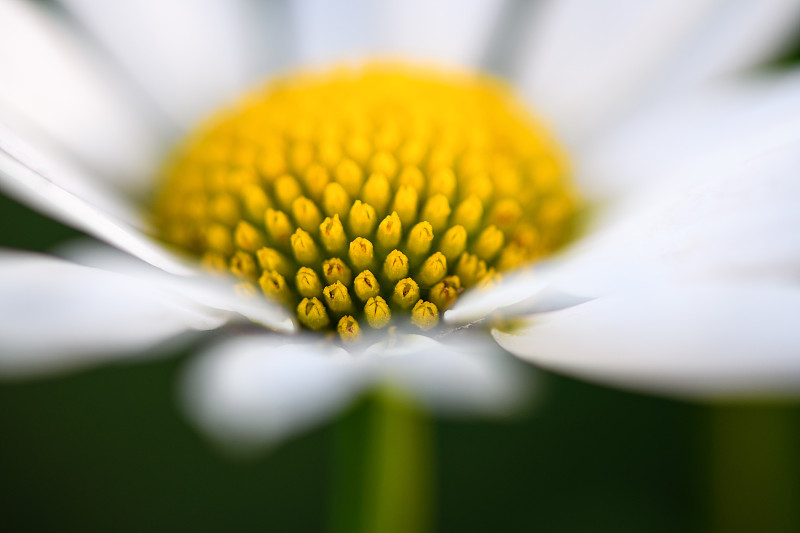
0 250 225 377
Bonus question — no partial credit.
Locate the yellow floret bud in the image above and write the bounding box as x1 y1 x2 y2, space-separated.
256 247 292 278
265 208 292 247
323 182 350 219
391 185 418 227
259 270 291 304
349 237 374 272
322 257 353 286
230 251 258 281
428 168 456 202
323 281 354 315
462 173 493 204
207 223 233 255
319 215 347 254
490 198 523 233
303 163 329 201
234 220 265 252
335 158 364 197
452 195 483 235
297 297 330 330
274 175 302 211
429 275 461 310
439 225 467 263
397 166 424 193
473 225 504 261
348 200 377 237
364 296 391 329
241 183 271 222
392 278 420 309
417 252 447 288
291 228 319 265
376 212 402 253
345 136 371 166
496 243 528 271
456 252 488 288
337 315 361 344
411 300 439 331
361 173 391 216
370 151 398 178
292 196 323 234
420 194 451 233
383 250 409 283
211 195 240 226
406 221 434 263
296 267 323 298
354 270 380 301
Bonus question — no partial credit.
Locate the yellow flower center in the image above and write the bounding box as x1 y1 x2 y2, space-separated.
152 64 578 342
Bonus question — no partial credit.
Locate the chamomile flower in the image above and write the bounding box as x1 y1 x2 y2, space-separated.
1 0 800 448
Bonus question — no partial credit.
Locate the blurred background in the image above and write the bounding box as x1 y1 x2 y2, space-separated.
2 4 800 532
1 192 799 533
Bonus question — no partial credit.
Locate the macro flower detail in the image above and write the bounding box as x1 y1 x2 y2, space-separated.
152 65 577 341
0 0 800 456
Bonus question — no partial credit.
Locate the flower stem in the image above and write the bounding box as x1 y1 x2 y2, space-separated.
329 388 433 533
709 403 800 533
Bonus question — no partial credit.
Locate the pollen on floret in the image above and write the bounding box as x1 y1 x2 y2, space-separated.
152 63 578 341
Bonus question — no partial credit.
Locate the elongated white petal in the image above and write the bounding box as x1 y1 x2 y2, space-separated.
449 139 800 323
518 0 800 143
579 70 800 199
364 333 530 416
291 0 503 67
0 0 162 193
0 128 191 275
59 239 296 334
181 336 370 448
493 282 800 398
58 0 259 128
0 250 226 378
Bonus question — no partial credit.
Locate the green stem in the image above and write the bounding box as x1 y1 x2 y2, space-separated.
329 389 433 533
709 403 800 533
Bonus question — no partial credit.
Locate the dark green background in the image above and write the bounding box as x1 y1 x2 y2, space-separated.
2 23 800 533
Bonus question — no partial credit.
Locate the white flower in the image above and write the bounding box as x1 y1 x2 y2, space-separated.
1 0 800 448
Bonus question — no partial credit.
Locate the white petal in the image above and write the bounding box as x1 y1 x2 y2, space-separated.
59 239 296 334
578 70 800 200
518 0 800 143
0 250 225 378
493 282 800 398
291 0 503 68
0 0 162 193
58 0 260 128
0 128 192 275
363 332 530 416
450 138 800 323
181 335 370 449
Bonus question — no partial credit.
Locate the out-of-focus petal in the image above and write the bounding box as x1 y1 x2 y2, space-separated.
578 70 800 199
364 332 530 416
0 128 192 275
59 239 296 334
0 250 225 378
0 0 162 194
181 336 370 449
493 282 800 398
517 0 800 143
448 139 800 323
58 0 265 128
290 0 504 68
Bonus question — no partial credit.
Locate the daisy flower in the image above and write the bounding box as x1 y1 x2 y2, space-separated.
2 0 800 459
